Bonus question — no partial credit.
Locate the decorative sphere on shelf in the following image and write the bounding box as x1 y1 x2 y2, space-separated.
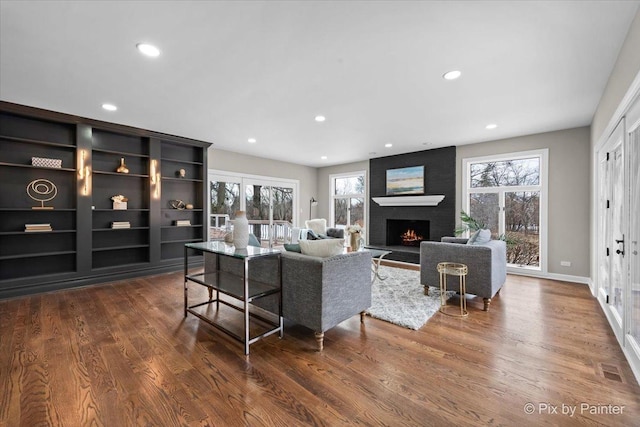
186 203 194 210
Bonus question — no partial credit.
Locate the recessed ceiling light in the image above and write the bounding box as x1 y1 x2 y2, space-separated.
136 43 161 57
102 103 117 111
247 138 257 143
385 143 393 148
315 115 326 122
486 123 498 129
320 155 327 160
443 70 462 80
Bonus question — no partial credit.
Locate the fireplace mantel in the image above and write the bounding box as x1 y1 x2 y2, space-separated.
372 195 445 207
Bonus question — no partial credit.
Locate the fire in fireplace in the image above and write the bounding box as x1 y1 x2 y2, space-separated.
386 219 430 247
401 229 423 246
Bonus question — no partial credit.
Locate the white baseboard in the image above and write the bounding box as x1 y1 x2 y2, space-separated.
507 268 591 285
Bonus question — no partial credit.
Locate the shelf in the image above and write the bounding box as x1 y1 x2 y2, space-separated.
92 244 150 252
161 208 202 212
0 208 77 212
161 157 203 166
0 230 76 235
161 238 204 244
92 209 150 212
186 271 280 301
161 225 203 229
0 162 76 172
0 134 76 149
92 148 150 158
91 261 151 272
0 250 76 261
92 227 150 232
372 195 446 206
161 176 203 183
93 170 150 178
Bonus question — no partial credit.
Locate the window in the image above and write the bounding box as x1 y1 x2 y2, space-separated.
209 171 298 246
330 171 366 230
462 150 548 271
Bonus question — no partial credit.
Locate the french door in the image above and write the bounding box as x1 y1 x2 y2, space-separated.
598 121 626 338
596 94 640 372
209 171 298 247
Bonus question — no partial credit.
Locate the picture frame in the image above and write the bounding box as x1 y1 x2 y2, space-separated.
386 165 425 195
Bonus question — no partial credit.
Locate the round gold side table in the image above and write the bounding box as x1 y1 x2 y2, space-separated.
437 262 468 317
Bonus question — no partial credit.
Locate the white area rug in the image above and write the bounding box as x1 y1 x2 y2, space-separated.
366 266 455 330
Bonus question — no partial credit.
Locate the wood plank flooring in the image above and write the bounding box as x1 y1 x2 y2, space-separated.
1 270 639 426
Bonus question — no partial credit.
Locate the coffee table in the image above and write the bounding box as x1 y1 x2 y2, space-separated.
362 246 392 283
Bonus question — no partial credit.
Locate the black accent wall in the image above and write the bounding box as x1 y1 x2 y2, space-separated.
369 146 456 263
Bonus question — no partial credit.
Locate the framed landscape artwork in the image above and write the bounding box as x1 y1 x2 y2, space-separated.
386 165 425 195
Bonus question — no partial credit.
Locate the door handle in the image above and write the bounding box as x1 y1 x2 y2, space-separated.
615 237 625 256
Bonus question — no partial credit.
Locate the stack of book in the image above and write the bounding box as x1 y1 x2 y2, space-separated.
25 223 52 232
175 219 191 227
111 221 131 229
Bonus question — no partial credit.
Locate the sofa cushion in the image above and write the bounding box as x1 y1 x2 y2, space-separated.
468 229 492 245
284 243 302 253
305 218 327 235
299 239 344 257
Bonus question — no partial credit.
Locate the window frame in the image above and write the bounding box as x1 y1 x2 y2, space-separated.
461 149 548 273
329 170 367 229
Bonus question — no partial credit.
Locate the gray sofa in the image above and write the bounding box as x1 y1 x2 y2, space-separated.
280 250 372 350
420 237 507 311
209 247 372 350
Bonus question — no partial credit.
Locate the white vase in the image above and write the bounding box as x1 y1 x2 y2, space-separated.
232 211 249 249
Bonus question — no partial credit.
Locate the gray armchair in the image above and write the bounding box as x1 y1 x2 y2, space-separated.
280 250 372 350
420 237 507 311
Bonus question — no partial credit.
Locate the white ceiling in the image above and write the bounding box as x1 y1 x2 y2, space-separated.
1 1 638 167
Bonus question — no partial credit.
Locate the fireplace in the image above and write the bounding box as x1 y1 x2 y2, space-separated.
386 219 430 247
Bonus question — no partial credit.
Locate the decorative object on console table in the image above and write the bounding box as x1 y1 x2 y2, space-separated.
116 157 129 174
111 194 128 210
347 223 363 251
27 179 57 210
232 210 249 249
31 157 62 168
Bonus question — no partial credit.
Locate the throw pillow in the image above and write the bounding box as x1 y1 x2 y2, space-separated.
283 243 302 253
469 229 492 245
466 229 481 245
299 239 344 257
305 218 327 235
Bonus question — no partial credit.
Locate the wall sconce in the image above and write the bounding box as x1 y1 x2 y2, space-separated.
151 159 161 199
78 150 91 195
309 197 318 220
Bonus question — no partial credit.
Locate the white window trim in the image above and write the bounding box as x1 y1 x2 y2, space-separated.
461 149 549 274
329 170 367 229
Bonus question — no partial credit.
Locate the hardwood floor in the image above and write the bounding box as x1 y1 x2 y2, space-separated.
1 269 638 426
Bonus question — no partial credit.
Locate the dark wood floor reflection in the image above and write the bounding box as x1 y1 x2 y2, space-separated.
1 270 638 426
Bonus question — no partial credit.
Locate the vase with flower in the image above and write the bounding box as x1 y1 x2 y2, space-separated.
346 223 364 251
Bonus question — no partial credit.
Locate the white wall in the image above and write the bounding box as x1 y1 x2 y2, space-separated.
591 10 640 146
456 127 591 278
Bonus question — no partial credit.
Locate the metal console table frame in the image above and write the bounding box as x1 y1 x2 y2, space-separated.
184 241 283 355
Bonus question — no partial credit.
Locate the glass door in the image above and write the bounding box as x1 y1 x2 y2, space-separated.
598 120 625 340
209 172 297 246
245 181 294 247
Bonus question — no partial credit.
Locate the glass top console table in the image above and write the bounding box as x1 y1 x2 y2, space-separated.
184 241 283 355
